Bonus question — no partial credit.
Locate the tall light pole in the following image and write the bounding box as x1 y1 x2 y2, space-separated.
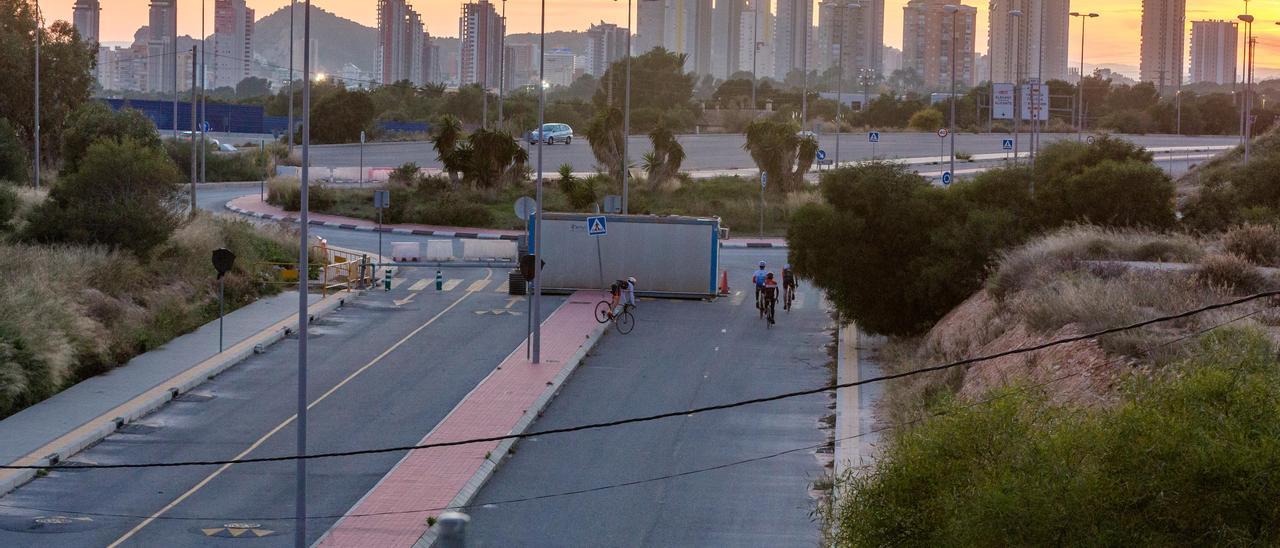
751 0 759 109
533 0 546 364
296 1 313 545
1032 0 1044 169
1010 9 1022 166
1239 14 1254 163
622 0 635 214
172 1 178 140
835 2 862 169
1070 12 1098 141
497 0 507 127
287 0 295 155
944 4 959 180
800 0 810 128
32 0 40 190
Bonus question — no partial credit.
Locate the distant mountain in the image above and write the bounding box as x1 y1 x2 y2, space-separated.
253 5 376 76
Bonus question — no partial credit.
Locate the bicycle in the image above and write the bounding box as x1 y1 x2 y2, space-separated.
784 284 795 312
763 296 777 328
594 300 636 334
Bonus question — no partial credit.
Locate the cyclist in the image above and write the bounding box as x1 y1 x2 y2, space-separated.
761 272 780 325
608 276 637 318
752 261 769 309
782 263 797 309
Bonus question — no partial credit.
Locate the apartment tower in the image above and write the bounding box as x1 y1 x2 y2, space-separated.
1139 0 1186 92
902 0 976 89
1190 20 1236 85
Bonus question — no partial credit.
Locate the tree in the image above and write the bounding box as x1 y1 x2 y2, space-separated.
0 1 97 168
593 48 700 133
235 76 272 99
431 114 465 185
465 128 524 191
645 123 685 188
743 119 817 193
60 102 160 173
23 139 180 258
311 88 376 144
908 108 944 131
585 107 625 181
0 118 28 182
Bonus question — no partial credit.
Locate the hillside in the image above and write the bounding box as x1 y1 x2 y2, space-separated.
253 5 377 75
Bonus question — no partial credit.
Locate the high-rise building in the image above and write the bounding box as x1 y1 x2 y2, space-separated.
817 0 884 78
1189 20 1237 85
902 0 976 89
544 49 577 87
212 0 254 89
459 0 504 88
988 0 1069 85
72 0 100 44
379 0 430 85
426 41 442 84
694 0 713 75
504 43 536 90
662 0 699 73
586 22 628 77
1140 0 1185 91
635 0 666 55
147 0 176 93
716 0 746 79
738 0 774 77
774 0 812 81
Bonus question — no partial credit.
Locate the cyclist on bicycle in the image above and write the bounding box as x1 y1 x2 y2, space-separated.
761 272 779 324
608 276 637 318
752 261 768 309
782 263 797 303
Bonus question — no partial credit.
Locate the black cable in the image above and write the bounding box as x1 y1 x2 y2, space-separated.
2 289 1276 472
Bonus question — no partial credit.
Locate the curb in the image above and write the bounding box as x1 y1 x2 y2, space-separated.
0 290 359 497
224 203 522 241
413 318 610 548
720 242 788 249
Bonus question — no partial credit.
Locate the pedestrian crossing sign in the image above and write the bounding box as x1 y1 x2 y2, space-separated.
587 215 607 236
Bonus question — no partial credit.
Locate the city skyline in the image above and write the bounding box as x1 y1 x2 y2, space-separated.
36 0 1280 72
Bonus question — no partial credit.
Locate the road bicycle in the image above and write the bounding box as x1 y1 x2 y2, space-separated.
763 296 777 328
594 300 636 334
784 284 795 312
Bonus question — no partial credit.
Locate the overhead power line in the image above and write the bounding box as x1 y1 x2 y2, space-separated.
2 288 1274 473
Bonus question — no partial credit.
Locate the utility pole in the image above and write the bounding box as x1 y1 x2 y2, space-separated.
1238 14 1254 163
172 2 178 140
33 0 40 190
497 0 507 127
201 0 208 187
191 46 198 216
533 0 547 364
622 0 633 214
751 0 758 109
945 4 959 180
296 1 313 545
1032 0 1044 169
1010 9 1022 167
1070 12 1098 141
287 0 296 155
800 0 809 128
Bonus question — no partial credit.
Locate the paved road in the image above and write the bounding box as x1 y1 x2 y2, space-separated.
467 249 833 547
307 132 1240 172
0 268 558 547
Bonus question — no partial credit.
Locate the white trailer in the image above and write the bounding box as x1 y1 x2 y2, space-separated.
529 213 721 298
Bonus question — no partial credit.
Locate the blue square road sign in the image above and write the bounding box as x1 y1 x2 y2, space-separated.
587 215 607 236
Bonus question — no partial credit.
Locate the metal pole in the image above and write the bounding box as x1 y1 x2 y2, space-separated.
498 0 506 126
172 3 178 140
377 207 382 269
296 1 313 544
288 0 296 155
533 0 546 364
800 0 809 127
33 0 39 191
1033 1 1044 169
1075 14 1083 140
622 0 632 214
218 278 224 353
201 0 208 187
751 0 758 109
191 46 198 215
1010 10 1021 166
759 175 764 237
261 139 266 200
948 7 957 180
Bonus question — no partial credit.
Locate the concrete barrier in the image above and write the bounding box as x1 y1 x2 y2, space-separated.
426 240 453 261
461 240 517 260
392 242 421 262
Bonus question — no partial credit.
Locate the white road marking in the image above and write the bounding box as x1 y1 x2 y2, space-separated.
408 279 430 292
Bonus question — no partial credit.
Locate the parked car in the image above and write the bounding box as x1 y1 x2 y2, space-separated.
528 123 574 145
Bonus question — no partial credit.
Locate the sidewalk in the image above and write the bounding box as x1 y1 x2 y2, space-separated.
227 195 523 240
834 323 885 478
0 289 349 496
316 291 608 548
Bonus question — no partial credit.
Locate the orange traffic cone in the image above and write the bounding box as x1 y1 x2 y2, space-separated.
719 271 731 295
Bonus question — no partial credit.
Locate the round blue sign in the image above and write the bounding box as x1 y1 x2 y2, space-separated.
816 149 827 161
941 172 953 186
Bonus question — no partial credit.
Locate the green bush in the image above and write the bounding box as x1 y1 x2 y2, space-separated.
0 118 28 183
1222 224 1280 266
907 109 944 132
824 328 1280 546
390 162 421 186
0 183 17 230
265 177 334 212
24 139 180 257
61 103 161 173
556 164 598 210
1036 159 1176 229
164 140 267 183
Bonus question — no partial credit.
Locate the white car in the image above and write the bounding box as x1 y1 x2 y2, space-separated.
528 123 574 145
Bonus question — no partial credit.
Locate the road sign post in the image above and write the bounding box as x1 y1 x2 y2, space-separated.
941 171 953 187
359 131 365 187
212 248 236 353
759 172 767 237
1002 138 1014 162
815 149 826 171
869 131 880 159
587 215 607 288
374 190 390 268
937 128 948 165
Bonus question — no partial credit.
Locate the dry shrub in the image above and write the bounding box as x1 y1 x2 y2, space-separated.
1195 253 1265 293
1221 224 1280 267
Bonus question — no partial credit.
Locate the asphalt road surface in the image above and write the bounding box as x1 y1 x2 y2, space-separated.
467 249 833 547
0 267 558 547
307 132 1240 172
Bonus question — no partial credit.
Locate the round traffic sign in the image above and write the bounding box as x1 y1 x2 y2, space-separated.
816 149 827 161
1086 135 1096 144
513 196 537 221
941 171 953 186
937 128 949 138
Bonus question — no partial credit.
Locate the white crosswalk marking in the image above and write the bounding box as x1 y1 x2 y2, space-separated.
408 279 430 292
442 279 462 291
467 279 492 292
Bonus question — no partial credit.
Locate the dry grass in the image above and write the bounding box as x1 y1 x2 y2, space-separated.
0 212 298 418
1221 224 1280 267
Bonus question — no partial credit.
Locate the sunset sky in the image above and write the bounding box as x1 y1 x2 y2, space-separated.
37 0 1280 71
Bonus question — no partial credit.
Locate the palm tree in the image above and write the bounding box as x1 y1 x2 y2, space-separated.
646 124 686 189
466 128 523 194
585 107 625 182
432 114 465 185
743 119 817 193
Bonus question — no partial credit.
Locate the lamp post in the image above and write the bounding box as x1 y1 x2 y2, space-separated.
533 0 546 364
296 1 314 545
1239 14 1254 163
498 0 507 127
622 0 634 213
800 0 810 128
751 0 759 110
1069 12 1098 141
835 2 862 169
287 0 295 155
201 0 208 188
32 0 39 190
1176 89 1182 135
172 1 178 140
1009 9 1022 165
1032 0 1045 168
944 4 959 180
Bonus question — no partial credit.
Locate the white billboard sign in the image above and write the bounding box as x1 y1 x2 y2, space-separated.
1021 84 1050 121
992 83 1015 120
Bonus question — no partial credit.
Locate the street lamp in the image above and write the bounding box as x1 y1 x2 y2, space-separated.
533 0 547 363
1239 14 1254 163
498 0 507 127
751 0 759 110
287 0 295 155
32 0 40 190
944 4 959 180
1069 12 1099 141
1009 9 1022 165
622 0 635 214
834 2 861 169
296 2 314 545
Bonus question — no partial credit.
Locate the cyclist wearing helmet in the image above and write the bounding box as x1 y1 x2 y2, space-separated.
782 263 797 308
761 272 779 324
609 276 637 317
752 261 769 309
